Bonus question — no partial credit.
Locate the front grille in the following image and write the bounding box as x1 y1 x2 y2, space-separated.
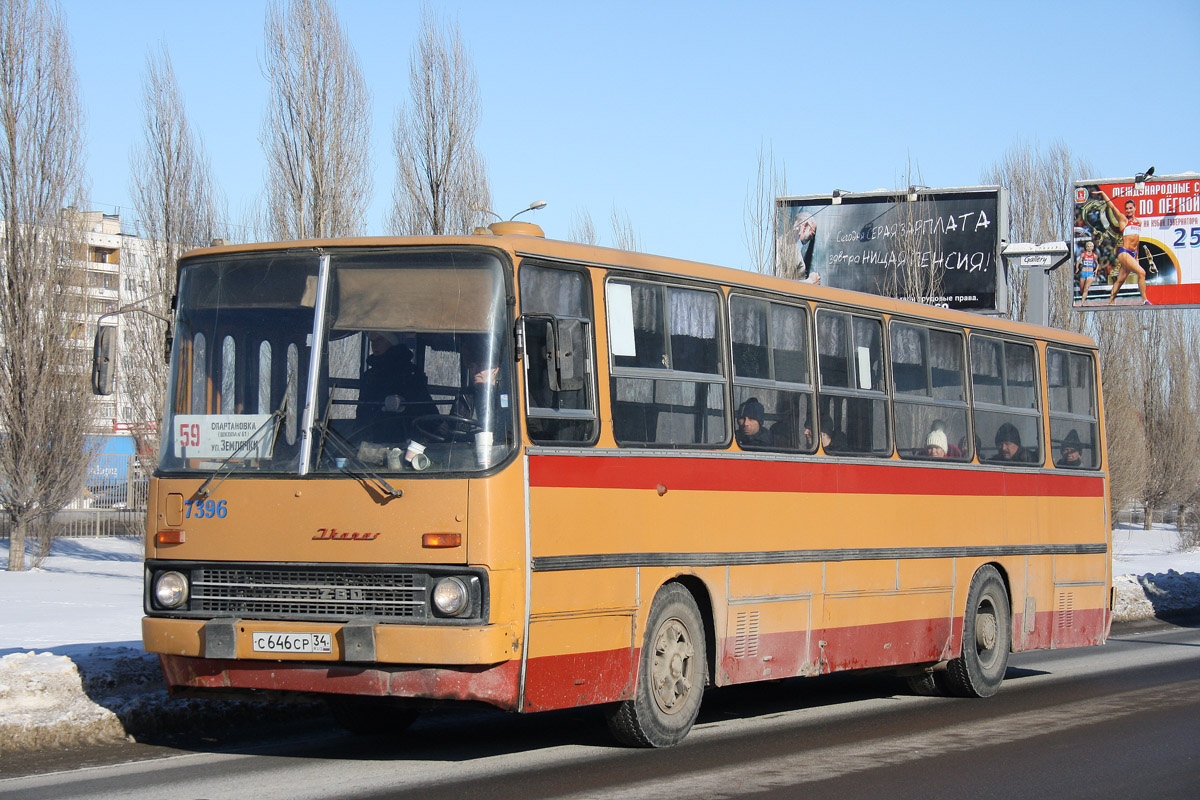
190 566 427 621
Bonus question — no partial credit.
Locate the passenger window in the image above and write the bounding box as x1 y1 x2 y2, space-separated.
731 295 814 452
257 341 272 414
892 323 970 461
191 333 207 414
220 335 236 413
520 264 598 444
608 279 726 446
971 336 1042 465
1047 348 1099 469
816 310 890 456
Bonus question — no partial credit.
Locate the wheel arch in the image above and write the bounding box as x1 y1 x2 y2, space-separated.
984 561 1015 635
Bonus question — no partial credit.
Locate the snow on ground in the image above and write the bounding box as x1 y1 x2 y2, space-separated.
2 526 1199 753
1112 522 1200 622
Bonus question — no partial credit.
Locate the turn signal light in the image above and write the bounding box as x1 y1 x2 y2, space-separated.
156 530 186 544
422 533 461 548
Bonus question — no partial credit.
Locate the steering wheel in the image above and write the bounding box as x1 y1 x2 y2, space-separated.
411 413 483 443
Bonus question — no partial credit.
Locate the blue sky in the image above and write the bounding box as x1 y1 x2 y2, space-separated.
65 0 1198 270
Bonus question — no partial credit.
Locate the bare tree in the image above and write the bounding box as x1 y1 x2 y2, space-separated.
880 162 944 304
1091 313 1149 518
982 139 1090 328
568 208 597 246
0 0 94 570
609 205 640 252
743 139 786 275
1132 312 1200 528
262 0 371 240
126 44 222 460
390 7 489 236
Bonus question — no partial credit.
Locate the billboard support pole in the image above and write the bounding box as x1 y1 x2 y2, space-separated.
1002 242 1070 327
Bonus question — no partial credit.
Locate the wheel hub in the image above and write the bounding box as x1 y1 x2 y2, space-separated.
976 611 998 651
653 619 694 713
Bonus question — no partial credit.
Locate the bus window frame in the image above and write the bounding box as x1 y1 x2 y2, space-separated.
1046 345 1101 471
604 273 731 449
814 305 892 458
888 318 972 462
728 291 817 454
969 332 1045 467
517 259 601 447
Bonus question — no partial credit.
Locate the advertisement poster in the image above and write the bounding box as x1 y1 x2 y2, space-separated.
1073 174 1200 308
776 187 1005 313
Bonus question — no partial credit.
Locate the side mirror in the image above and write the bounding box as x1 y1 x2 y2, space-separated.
548 318 586 392
92 325 117 396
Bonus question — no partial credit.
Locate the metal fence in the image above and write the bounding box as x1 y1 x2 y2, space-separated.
0 454 148 539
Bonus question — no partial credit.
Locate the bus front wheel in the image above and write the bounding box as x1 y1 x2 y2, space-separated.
605 583 707 747
944 565 1011 698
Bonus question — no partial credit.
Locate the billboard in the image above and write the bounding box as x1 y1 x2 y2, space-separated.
1073 173 1200 308
776 186 1006 313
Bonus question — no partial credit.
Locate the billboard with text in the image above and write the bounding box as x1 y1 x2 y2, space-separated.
1072 173 1200 308
776 186 1006 313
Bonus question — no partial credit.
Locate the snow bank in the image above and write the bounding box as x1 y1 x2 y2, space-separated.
0 651 126 752
1113 570 1200 622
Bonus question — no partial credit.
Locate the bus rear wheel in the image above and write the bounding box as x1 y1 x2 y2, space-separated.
944 565 1010 698
605 583 706 747
325 696 420 736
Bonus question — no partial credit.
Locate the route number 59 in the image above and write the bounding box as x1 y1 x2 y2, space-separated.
179 422 201 447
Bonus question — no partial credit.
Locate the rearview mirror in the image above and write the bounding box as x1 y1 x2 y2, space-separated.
92 325 117 396
548 318 586 392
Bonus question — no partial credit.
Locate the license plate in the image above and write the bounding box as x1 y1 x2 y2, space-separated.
251 631 333 654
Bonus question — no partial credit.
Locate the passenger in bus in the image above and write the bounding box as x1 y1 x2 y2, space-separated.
924 419 962 458
360 332 432 440
735 398 771 448
817 413 841 452
992 423 1031 463
769 401 802 450
923 428 948 458
1057 429 1084 468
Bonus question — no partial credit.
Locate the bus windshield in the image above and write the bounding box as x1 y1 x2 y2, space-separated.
159 248 515 477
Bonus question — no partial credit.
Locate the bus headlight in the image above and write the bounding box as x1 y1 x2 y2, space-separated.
432 576 469 617
154 571 189 608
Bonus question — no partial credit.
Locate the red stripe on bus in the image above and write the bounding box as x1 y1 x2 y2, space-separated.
528 454 1105 498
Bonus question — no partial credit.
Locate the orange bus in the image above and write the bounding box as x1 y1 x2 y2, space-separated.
137 222 1110 747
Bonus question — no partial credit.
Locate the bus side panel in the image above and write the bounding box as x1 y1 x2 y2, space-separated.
819 590 954 672
1051 552 1110 648
721 563 821 683
522 616 635 711
524 565 639 711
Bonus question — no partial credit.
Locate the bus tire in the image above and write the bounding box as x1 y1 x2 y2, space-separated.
325 696 419 736
605 583 706 747
944 565 1010 698
905 669 948 697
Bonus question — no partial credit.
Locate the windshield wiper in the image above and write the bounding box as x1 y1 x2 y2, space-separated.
194 397 288 500
309 384 402 499
311 419 404 500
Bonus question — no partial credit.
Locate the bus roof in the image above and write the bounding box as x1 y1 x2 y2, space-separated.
182 229 1095 349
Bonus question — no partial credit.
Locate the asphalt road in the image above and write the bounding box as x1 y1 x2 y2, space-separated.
4 619 1199 800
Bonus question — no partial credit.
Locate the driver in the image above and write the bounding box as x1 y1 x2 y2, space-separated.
359 331 432 441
